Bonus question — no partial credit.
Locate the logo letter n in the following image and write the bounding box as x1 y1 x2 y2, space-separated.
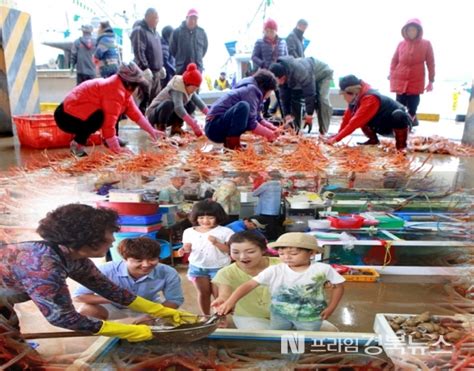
281 333 305 354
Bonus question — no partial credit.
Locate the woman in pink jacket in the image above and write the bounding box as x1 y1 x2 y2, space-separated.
54 62 164 157
389 19 435 127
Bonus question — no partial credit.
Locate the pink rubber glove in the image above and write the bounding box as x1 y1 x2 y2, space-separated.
183 114 203 137
202 106 209 115
105 136 121 153
324 135 338 145
260 119 277 131
252 123 277 142
137 117 165 141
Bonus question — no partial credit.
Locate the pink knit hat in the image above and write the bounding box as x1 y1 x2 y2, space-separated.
182 63 202 86
264 18 278 31
187 8 199 17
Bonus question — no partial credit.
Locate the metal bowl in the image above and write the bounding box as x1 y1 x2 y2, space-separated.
150 314 221 343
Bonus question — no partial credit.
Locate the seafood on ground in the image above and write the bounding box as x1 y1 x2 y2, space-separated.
381 136 474 156
280 138 328 172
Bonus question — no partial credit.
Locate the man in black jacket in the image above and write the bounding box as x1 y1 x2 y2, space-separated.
130 8 165 113
169 8 208 75
286 19 308 58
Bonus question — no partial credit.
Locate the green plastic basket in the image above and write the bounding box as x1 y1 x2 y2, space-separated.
373 214 405 229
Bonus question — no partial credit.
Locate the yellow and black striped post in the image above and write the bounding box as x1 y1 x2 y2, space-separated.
0 6 40 134
461 80 474 146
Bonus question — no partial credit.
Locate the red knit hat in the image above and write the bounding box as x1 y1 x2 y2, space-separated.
182 63 202 86
263 18 278 31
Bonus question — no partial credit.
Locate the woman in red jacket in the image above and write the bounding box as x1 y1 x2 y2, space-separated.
389 19 435 127
54 62 164 157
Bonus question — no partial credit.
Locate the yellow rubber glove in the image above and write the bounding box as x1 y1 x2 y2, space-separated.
95 321 153 342
128 296 198 326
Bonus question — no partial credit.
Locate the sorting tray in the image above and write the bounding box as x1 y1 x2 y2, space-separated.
343 268 380 283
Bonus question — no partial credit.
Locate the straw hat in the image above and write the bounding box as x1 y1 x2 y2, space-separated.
268 232 322 252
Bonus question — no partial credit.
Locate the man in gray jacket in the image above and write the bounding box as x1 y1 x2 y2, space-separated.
169 8 208 75
130 8 165 113
286 19 308 58
269 56 333 134
71 25 96 85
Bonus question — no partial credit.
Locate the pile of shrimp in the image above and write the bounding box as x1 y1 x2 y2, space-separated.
279 137 329 172
228 143 271 172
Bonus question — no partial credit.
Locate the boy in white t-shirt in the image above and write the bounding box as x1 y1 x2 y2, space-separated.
217 232 345 331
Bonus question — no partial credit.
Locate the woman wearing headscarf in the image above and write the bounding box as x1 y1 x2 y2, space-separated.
54 62 163 157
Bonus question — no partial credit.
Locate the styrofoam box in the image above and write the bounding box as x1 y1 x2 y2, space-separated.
308 219 331 229
373 313 468 359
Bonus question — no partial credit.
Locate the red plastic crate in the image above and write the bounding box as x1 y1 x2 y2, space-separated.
13 114 72 149
96 201 159 216
13 114 102 149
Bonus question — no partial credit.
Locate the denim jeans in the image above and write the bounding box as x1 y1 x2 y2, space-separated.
205 101 250 143
270 312 322 331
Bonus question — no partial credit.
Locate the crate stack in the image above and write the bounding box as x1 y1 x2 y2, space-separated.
96 190 171 261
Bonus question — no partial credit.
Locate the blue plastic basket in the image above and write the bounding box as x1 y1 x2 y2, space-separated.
118 213 162 226
156 239 171 259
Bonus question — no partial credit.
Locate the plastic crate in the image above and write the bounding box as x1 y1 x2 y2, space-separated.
118 213 162 226
362 212 405 229
96 201 159 216
342 268 380 282
13 114 102 149
13 114 73 149
119 223 161 233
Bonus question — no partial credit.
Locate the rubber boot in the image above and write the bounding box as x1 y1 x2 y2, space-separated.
393 127 408 151
224 136 242 150
357 126 380 145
